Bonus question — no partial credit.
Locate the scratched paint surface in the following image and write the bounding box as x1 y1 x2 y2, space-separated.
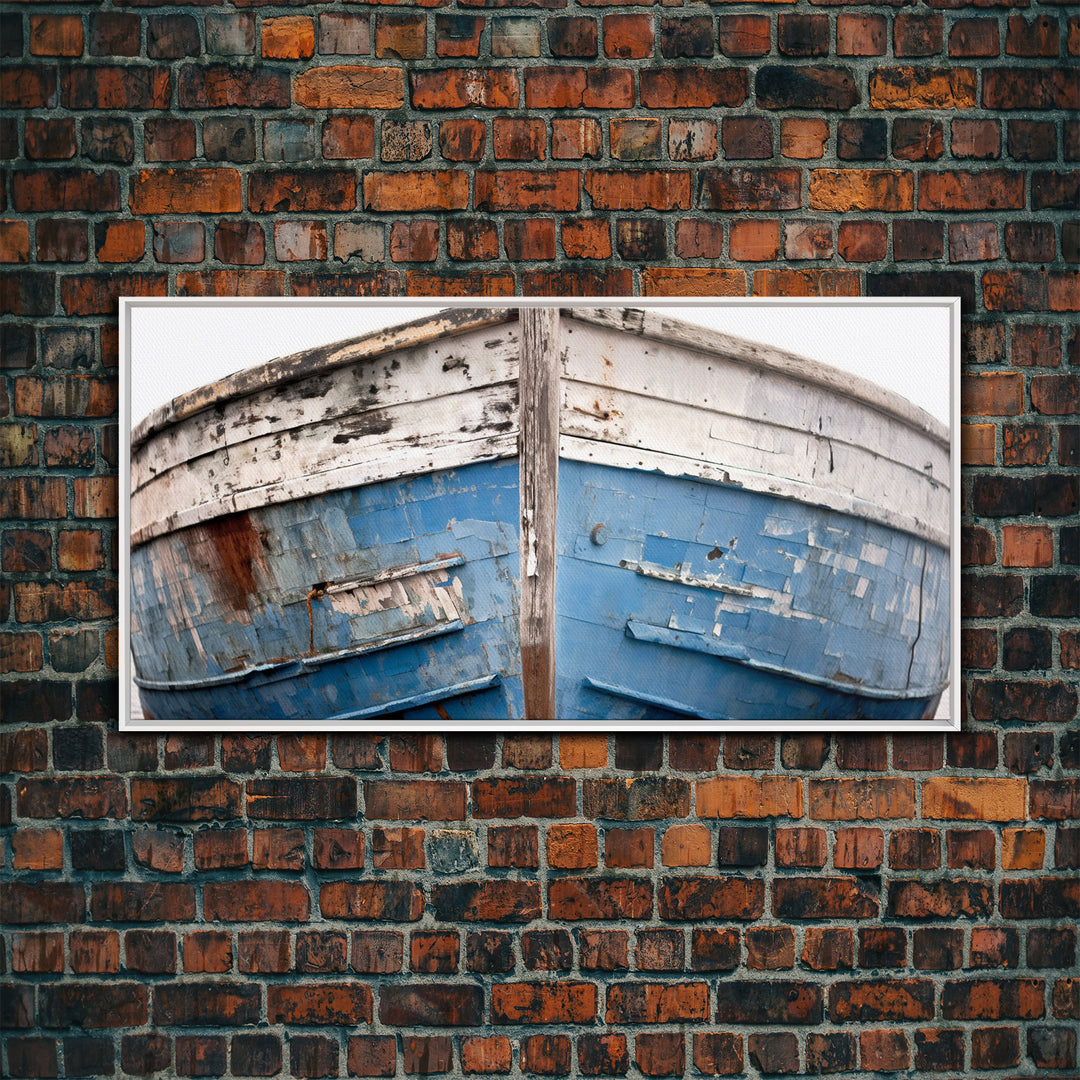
554 461 949 721
131 461 523 720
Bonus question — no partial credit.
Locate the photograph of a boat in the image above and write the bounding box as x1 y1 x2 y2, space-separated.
127 305 952 725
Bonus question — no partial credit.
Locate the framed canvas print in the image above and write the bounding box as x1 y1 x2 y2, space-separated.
121 298 960 730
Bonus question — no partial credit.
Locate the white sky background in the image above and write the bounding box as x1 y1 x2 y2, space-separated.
129 300 953 428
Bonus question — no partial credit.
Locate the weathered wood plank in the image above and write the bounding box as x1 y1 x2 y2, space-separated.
558 315 949 548
564 307 947 446
133 307 516 448
519 308 560 722
132 331 518 493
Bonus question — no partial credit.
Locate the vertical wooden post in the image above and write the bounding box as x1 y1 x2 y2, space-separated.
519 307 560 721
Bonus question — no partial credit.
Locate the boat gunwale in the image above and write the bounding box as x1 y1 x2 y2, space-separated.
563 307 950 451
131 306 518 451
132 305 949 455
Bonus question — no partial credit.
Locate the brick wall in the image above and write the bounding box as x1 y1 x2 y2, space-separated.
1 0 1078 1077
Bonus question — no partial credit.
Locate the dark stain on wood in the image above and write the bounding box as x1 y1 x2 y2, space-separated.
332 412 394 443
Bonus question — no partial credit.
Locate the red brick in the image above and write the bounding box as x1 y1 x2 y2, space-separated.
810 778 915 820
262 16 314 59
658 877 764 921
550 878 652 920
322 115 375 160
23 117 75 160
693 1033 743 1076
950 18 999 57
13 169 119 212
371 826 424 869
504 219 555 261
526 67 632 109
439 118 486 161
130 168 240 214
348 1036 397 1078
412 69 517 110
364 171 468 212
364 780 465 820
636 1034 684 1078
90 883 195 923
203 881 310 922
551 118 602 161
132 830 184 873
269 983 373 1025
284 930 346 977
320 881 425 922
352 931 404 973
476 170 579 212
718 14 770 57
838 14 887 55
604 14 653 58
491 982 596 1025
461 1036 512 1074
184 931 232 974
522 1034 571 1075
411 931 459 974
294 66 402 109
390 220 439 263
380 984 483 1027
435 16 484 58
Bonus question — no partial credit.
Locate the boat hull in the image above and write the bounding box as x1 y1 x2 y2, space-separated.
132 458 946 722
132 460 525 721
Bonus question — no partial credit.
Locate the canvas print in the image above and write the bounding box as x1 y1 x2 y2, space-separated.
123 299 958 729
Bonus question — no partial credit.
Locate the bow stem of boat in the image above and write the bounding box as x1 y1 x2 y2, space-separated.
520 308 560 721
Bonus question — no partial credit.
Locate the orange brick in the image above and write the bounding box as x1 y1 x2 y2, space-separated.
29 14 84 57
923 778 1027 822
781 118 829 159
0 221 31 263
641 268 745 297
604 14 653 58
1001 525 1054 567
962 372 1025 416
12 828 63 870
547 823 598 869
869 67 978 109
961 423 996 466
1001 828 1045 870
833 827 884 870
809 169 914 212
461 1036 512 1074
696 777 803 820
262 16 315 59
730 219 779 261
294 66 404 110
559 734 607 769
661 824 712 867
562 219 610 260
95 220 145 263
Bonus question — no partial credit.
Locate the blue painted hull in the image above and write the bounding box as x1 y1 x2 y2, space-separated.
132 459 947 722
554 461 946 721
132 460 525 722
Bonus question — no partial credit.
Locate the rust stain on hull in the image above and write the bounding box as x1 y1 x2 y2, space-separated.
196 511 265 613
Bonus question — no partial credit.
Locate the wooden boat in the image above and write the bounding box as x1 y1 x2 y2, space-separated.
129 307 951 723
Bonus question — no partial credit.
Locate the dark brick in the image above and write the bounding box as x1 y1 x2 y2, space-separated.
715 982 823 1025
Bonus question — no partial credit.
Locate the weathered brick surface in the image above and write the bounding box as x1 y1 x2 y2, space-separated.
2 0 1077 1072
